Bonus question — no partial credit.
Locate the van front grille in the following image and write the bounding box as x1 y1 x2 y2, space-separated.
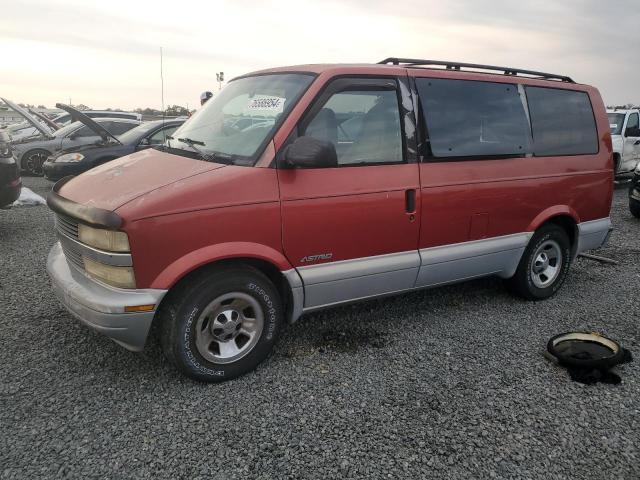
54 214 84 272
55 214 79 240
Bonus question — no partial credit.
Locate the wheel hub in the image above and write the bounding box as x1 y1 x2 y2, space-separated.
211 309 242 341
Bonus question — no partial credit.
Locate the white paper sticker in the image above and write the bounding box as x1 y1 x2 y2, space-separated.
610 124 618 130
247 96 286 112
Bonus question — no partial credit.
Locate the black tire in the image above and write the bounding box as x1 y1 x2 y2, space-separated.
630 200 640 219
507 224 571 300
22 149 50 176
159 265 283 382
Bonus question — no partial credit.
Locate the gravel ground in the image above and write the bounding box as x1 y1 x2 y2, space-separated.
1 176 638 479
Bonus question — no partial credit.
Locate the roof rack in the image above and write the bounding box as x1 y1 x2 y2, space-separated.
378 58 575 83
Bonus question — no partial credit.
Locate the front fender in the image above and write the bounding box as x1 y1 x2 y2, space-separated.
149 242 294 289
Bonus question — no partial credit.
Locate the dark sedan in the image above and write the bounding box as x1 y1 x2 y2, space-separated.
0 131 21 208
43 119 184 181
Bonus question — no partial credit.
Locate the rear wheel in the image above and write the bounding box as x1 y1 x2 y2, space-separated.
630 200 640 219
159 265 284 382
22 149 49 176
507 224 571 300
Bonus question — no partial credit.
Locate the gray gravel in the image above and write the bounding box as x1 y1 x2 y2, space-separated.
1 176 639 479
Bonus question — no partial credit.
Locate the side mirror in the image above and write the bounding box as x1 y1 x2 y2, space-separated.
67 134 77 140
283 136 337 168
138 138 150 147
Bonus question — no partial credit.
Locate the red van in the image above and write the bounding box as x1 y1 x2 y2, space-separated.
47 58 613 382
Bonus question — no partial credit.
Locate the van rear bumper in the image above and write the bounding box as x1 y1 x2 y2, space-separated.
47 242 168 351
576 218 612 254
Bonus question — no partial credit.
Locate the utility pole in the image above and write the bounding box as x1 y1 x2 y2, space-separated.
216 72 224 91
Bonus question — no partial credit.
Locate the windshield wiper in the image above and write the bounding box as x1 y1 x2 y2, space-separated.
167 136 233 164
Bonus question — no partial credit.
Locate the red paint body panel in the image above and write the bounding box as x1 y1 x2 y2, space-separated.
116 166 283 289
278 164 420 267
59 149 224 211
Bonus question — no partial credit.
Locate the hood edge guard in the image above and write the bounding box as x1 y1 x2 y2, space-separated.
47 176 122 230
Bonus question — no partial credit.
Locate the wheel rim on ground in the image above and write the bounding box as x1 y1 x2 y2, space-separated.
530 239 563 288
194 292 264 365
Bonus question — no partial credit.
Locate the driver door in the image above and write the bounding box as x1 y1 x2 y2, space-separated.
278 77 421 309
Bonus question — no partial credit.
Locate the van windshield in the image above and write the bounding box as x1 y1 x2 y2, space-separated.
608 113 625 135
167 73 314 165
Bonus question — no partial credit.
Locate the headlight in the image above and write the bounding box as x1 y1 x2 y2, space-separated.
78 224 130 252
635 163 640 174
83 257 136 289
55 153 84 163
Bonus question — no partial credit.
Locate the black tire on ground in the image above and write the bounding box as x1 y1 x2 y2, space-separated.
507 224 572 300
630 200 640 219
158 265 284 383
22 149 50 176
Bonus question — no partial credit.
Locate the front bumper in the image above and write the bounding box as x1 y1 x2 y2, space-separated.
629 173 640 202
0 178 21 208
43 160 85 181
47 242 168 351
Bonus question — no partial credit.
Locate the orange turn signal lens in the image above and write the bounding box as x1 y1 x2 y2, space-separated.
124 304 156 313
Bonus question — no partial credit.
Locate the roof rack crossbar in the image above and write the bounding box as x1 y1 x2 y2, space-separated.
378 57 574 83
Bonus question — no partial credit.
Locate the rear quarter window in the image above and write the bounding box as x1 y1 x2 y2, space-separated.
416 78 531 159
525 87 598 156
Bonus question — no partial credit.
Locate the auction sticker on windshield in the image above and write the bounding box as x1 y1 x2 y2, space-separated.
247 96 286 113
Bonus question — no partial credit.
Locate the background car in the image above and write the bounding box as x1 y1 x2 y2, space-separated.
0 130 21 208
12 118 140 175
4 109 141 141
44 118 184 181
608 109 640 175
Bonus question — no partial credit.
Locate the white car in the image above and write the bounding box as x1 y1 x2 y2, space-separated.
607 109 640 174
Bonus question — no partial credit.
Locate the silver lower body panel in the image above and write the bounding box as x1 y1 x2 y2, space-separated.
47 242 168 351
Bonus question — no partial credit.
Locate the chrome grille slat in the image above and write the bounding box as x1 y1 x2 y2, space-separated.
55 214 84 272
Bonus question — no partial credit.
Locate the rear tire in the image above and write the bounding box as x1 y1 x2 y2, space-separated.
630 200 640 219
159 265 284 382
507 224 571 300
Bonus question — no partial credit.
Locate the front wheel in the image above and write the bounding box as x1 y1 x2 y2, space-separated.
159 265 284 382
507 224 571 300
22 149 50 176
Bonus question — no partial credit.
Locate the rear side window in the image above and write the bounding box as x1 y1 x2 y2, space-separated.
526 87 598 156
109 121 137 135
416 78 531 158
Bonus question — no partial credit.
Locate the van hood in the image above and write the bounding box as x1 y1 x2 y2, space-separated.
57 148 225 211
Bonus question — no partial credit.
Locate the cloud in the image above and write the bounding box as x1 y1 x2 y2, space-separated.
0 0 638 108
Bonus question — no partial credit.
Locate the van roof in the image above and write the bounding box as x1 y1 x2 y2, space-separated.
246 58 577 84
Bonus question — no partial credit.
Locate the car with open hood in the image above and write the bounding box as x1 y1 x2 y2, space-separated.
43 118 184 181
46 59 613 382
4 107 141 141
8 103 139 175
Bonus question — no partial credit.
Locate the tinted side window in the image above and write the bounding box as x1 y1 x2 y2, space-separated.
109 121 136 135
416 78 531 158
626 113 639 133
149 125 178 144
526 87 598 156
73 126 94 137
303 89 403 165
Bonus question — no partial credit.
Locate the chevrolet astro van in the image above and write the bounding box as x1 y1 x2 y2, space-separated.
47 59 613 382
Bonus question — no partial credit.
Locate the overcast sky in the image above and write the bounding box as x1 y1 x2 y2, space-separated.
1 0 638 110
